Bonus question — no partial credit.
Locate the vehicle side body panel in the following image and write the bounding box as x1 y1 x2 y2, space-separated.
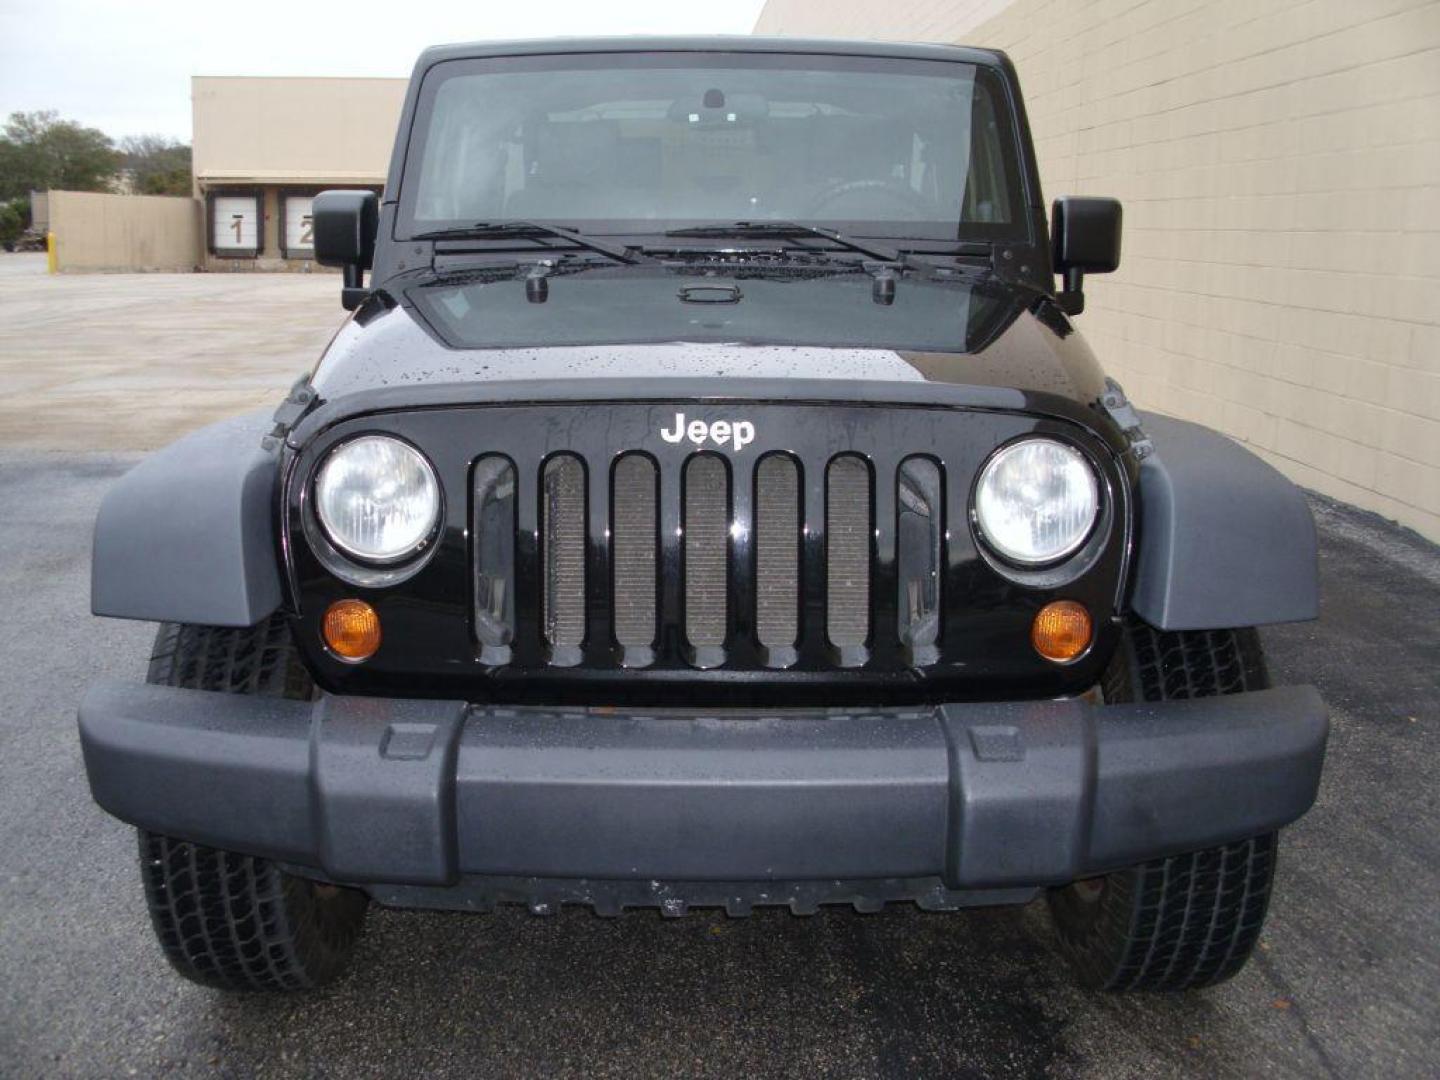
1133 414 1319 630
90 410 284 627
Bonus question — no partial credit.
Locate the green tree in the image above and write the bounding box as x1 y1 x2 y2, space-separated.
0 199 24 249
0 111 119 200
119 134 192 196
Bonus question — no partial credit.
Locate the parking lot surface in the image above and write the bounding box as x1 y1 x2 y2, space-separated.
0 254 334 451
1 259 1437 1077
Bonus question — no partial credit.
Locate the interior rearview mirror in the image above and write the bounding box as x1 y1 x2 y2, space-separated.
313 190 379 310
1051 196 1122 316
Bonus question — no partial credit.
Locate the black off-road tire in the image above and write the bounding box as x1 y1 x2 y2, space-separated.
1048 620 1278 992
137 615 368 992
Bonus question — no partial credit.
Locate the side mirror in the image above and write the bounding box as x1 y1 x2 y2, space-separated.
1051 196 1121 316
313 190 379 310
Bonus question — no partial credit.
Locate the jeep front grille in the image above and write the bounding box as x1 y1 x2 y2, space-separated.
295 402 1127 702
473 445 946 672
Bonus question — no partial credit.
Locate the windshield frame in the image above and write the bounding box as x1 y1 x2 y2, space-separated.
392 50 1035 248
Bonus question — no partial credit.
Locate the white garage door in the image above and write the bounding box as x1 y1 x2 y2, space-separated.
283 195 314 257
212 195 259 254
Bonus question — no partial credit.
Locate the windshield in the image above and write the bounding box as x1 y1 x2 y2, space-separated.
398 52 1027 242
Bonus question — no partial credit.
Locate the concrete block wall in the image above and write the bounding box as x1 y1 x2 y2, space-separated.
756 0 1440 540
48 190 201 273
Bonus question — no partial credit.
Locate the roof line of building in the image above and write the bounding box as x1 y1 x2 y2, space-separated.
190 74 406 82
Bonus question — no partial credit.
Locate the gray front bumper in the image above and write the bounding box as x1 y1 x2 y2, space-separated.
78 681 1327 894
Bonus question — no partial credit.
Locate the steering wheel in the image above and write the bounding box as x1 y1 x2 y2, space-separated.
802 178 939 218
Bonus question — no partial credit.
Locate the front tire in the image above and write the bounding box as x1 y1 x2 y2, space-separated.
1048 622 1278 991
137 616 368 991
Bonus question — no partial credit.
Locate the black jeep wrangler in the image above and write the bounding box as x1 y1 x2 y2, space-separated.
79 37 1327 993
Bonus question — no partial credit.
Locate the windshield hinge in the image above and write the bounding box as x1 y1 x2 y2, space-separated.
262 375 320 452
1099 378 1154 461
989 241 1050 293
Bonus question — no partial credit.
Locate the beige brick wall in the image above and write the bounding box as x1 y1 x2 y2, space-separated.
757 0 1440 540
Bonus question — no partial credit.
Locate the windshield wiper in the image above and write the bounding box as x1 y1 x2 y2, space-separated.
665 221 913 266
414 221 649 265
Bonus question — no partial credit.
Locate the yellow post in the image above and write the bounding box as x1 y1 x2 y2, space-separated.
46 231 57 273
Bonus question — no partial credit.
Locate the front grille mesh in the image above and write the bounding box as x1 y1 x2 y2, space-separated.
612 454 657 649
684 455 729 649
542 455 585 650
755 454 799 648
491 448 947 670
826 456 871 649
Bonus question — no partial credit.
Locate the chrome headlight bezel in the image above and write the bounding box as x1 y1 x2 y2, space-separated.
312 434 442 567
972 437 1101 568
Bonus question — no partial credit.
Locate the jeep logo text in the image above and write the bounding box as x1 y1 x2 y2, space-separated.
659 412 755 451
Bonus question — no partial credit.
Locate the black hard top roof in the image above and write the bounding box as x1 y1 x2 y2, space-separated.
415 35 1007 70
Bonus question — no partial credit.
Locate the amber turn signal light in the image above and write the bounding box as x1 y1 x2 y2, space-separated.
323 599 381 662
1032 600 1092 663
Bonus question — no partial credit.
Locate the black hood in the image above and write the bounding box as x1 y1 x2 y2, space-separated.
308 269 1109 418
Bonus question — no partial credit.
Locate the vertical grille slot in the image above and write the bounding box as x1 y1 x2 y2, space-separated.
684 454 729 665
826 454 871 662
897 457 942 666
542 454 585 664
612 454 657 664
755 454 800 664
473 455 516 665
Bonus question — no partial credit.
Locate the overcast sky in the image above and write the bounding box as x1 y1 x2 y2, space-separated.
0 0 771 142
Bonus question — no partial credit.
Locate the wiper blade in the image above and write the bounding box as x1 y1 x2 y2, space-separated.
414 221 648 264
665 221 909 265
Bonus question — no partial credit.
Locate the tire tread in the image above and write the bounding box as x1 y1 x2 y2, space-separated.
138 615 365 992
1049 621 1277 992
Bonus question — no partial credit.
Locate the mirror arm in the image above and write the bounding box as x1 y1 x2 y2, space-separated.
341 263 368 312
1056 265 1085 316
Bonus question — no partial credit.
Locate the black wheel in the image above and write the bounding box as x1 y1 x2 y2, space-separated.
137 616 368 991
1048 621 1278 991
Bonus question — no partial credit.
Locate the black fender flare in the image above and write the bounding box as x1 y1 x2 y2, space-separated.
1131 413 1318 630
91 411 284 627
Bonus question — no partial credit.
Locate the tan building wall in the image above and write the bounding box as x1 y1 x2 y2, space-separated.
756 0 1440 541
192 76 406 187
49 190 200 272
192 76 406 270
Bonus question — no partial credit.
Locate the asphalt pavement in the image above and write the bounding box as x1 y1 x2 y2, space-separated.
0 451 1436 1079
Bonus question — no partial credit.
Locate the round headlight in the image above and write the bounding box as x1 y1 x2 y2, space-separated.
975 438 1098 565
314 435 440 563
